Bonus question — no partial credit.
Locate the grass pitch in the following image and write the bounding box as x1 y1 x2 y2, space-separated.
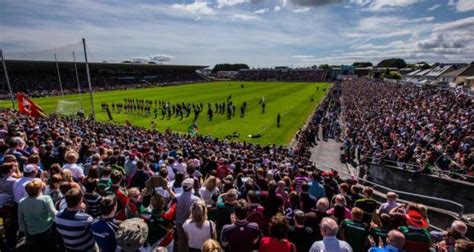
0 81 331 145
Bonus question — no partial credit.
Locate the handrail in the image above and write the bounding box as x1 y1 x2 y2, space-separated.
369 158 474 181
311 160 465 218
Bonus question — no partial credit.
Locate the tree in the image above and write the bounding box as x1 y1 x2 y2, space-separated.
376 58 407 69
121 60 133 64
352 62 373 68
318 64 331 70
383 70 401 80
212 64 249 73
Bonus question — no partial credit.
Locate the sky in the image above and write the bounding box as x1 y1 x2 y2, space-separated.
0 0 473 67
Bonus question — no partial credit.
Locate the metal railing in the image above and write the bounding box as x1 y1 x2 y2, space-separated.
311 160 465 219
372 158 474 182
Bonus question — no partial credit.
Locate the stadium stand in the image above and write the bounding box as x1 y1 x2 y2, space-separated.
340 79 473 179
234 68 327 82
0 60 206 98
0 77 472 252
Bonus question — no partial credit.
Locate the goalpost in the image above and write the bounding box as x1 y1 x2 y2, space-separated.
56 100 80 116
1 38 95 117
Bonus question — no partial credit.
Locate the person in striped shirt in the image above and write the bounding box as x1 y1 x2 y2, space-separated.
91 196 119 252
55 188 95 252
83 177 102 218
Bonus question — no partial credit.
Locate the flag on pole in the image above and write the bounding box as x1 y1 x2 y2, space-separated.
16 92 46 117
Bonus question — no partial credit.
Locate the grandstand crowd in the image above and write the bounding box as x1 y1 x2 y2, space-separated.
0 67 202 98
0 77 473 252
234 69 327 82
341 80 473 178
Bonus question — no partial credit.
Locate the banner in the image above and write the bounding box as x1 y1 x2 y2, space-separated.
16 92 46 117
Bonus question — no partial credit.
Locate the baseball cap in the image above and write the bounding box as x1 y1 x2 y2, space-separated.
23 164 36 174
116 218 149 252
182 178 195 191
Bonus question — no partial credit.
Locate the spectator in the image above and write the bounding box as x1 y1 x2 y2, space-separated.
305 197 330 241
0 163 17 206
91 196 119 252
176 178 199 252
83 177 102 218
55 188 95 251
259 213 296 252
183 200 216 252
308 172 326 201
288 209 314 252
199 176 219 207
260 180 284 218
370 213 392 246
124 153 137 179
327 194 352 223
62 151 85 182
13 164 37 203
201 239 223 252
18 180 57 251
128 160 151 190
368 230 406 252
107 170 136 221
300 182 317 213
216 189 238 232
354 187 377 225
309 217 352 252
378 192 400 215
340 207 369 252
146 194 176 251
221 199 261 252
115 218 149 252
399 208 431 252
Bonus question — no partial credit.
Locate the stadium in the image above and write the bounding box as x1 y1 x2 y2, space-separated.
1 1 474 252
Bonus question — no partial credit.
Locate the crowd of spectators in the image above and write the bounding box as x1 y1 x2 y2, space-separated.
341 79 473 178
0 69 203 98
293 83 342 157
234 69 327 82
0 99 472 252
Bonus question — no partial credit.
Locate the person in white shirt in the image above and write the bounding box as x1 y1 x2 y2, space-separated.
183 200 216 252
199 176 219 206
13 164 38 203
173 157 187 174
62 151 84 182
310 217 353 252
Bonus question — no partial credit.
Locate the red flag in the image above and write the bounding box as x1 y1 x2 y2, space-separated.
16 92 46 117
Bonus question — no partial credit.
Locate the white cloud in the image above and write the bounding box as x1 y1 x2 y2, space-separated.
217 0 246 8
254 8 269 14
433 17 474 31
428 4 441 11
449 0 474 12
293 7 311 12
233 14 261 20
171 1 215 15
352 0 421 11
292 55 315 58
274 6 282 11
344 16 434 40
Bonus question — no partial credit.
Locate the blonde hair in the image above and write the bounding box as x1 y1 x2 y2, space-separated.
127 187 140 198
201 239 222 252
65 151 78 164
190 200 207 228
205 176 217 190
62 169 73 182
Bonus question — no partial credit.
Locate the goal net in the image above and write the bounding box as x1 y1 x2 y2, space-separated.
56 100 80 116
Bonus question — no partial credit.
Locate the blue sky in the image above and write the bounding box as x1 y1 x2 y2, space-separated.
1 0 473 67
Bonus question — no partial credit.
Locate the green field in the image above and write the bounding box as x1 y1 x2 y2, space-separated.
0 81 331 145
